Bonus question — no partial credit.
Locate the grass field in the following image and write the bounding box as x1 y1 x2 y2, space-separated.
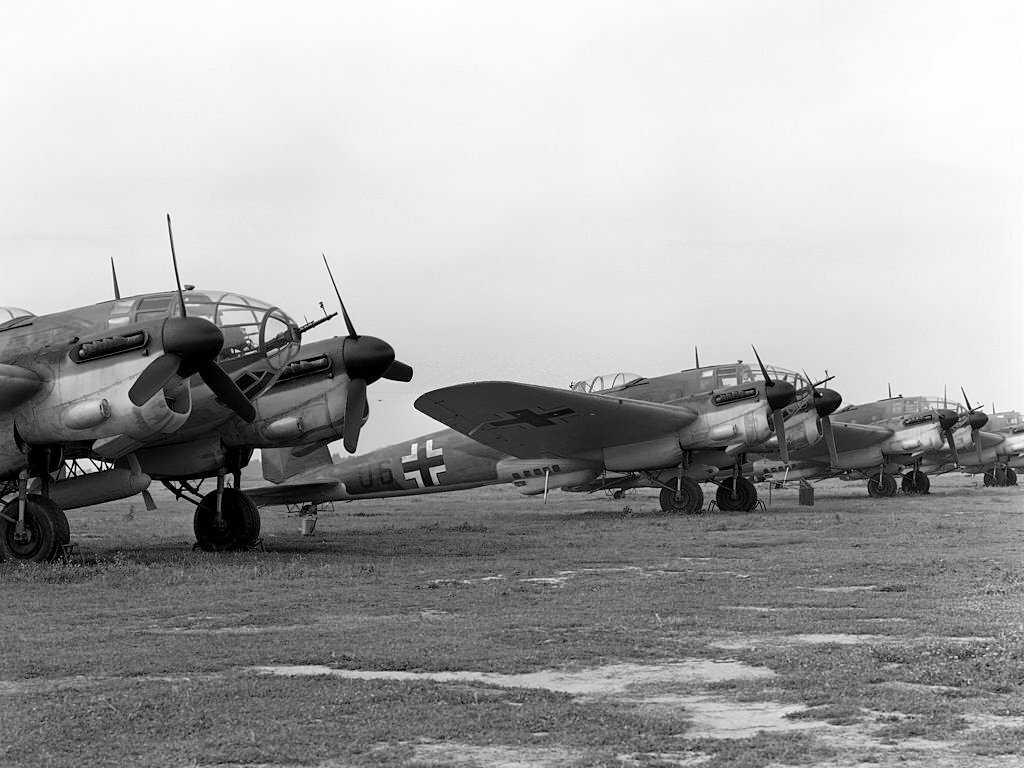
1 474 1023 767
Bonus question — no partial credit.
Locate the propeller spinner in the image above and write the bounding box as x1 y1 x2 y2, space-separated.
323 254 413 453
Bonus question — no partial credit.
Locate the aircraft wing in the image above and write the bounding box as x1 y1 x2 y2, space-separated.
792 421 895 461
0 363 42 410
975 430 1009 451
415 381 698 461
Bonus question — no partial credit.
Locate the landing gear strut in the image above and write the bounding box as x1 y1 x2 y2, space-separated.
716 476 758 511
658 477 704 514
867 472 897 498
0 462 70 562
984 467 1018 487
901 469 930 495
193 487 261 551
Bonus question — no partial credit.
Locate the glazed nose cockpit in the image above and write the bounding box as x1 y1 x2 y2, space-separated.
107 289 301 399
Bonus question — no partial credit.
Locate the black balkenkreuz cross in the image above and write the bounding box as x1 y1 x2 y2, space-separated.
401 439 446 488
487 407 575 429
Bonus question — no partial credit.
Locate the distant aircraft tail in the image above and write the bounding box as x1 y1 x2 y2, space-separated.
262 444 334 483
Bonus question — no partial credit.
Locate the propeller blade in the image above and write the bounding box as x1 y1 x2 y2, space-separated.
166 214 187 318
343 377 368 453
323 254 357 338
821 415 840 467
751 345 773 385
198 362 256 422
128 353 182 406
945 429 960 467
975 432 984 465
383 359 414 382
773 409 789 464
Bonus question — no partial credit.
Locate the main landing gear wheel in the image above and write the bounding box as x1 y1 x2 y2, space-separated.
659 477 704 515
716 477 758 512
986 468 1019 488
194 488 261 551
867 473 897 498
0 495 70 563
901 470 930 495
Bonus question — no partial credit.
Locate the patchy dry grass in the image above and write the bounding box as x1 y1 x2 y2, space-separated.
0 474 1022 767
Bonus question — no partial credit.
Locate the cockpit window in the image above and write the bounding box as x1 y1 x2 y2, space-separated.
127 289 300 371
0 307 34 331
570 372 644 393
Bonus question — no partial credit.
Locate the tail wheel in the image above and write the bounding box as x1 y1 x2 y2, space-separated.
901 470 930 495
659 477 704 514
716 476 757 512
194 488 261 551
0 495 70 563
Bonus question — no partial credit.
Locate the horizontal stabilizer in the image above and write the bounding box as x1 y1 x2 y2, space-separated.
262 445 334 484
245 480 342 507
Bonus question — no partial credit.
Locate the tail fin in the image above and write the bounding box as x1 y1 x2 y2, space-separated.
262 444 334 483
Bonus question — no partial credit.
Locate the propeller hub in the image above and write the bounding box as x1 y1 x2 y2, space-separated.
936 409 958 432
161 316 225 376
968 411 989 431
813 388 843 418
343 335 396 385
766 380 797 412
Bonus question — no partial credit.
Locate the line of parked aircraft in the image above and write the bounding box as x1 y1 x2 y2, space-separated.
1 220 1020 561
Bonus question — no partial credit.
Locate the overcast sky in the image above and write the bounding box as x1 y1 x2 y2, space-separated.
2 0 1021 453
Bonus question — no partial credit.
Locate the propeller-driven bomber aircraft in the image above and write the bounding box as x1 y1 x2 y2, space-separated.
0 234 281 561
0 219 415 562
919 408 1023 487
246 352 844 515
752 392 987 497
138 255 413 553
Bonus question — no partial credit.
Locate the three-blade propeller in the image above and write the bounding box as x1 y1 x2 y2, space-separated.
323 255 414 453
752 346 797 463
802 369 843 467
960 387 989 465
127 215 256 422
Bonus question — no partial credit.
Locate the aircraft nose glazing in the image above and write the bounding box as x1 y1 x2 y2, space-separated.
813 388 843 417
766 380 797 412
161 316 225 376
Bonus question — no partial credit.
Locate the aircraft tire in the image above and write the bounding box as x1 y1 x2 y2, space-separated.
983 470 996 487
717 477 757 512
659 478 704 514
901 471 930 495
194 488 261 551
0 495 70 563
1007 468 1018 486
867 473 897 498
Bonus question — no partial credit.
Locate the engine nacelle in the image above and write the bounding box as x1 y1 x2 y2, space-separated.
221 357 348 449
680 396 772 452
15 351 190 445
